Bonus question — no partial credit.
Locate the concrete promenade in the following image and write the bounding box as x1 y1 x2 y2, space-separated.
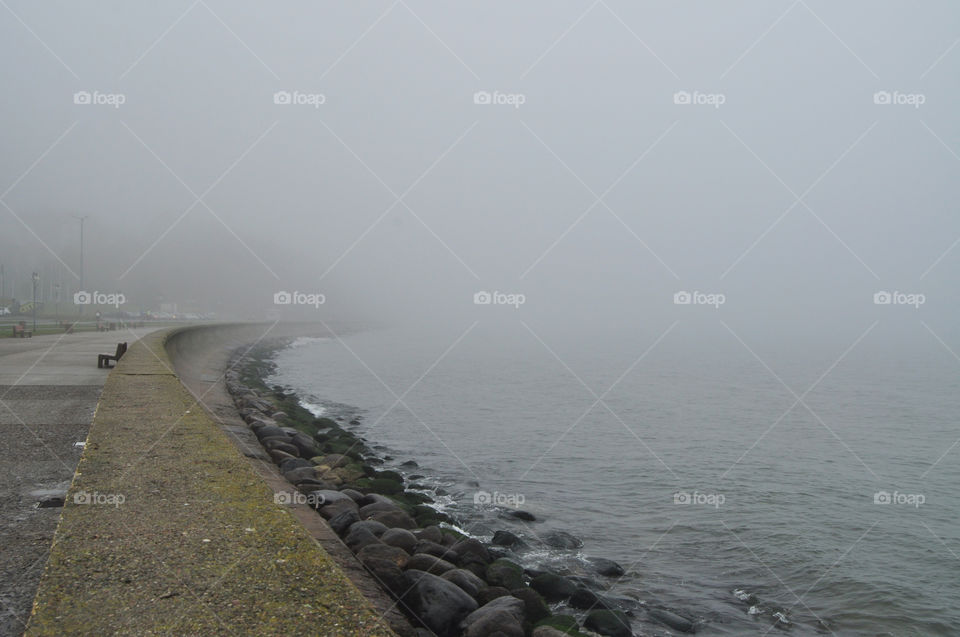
24 327 396 636
0 327 156 637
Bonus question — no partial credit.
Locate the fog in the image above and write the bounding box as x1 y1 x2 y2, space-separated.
2 1 958 352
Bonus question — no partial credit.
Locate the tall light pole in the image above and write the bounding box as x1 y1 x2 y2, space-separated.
72 215 88 315
32 272 39 332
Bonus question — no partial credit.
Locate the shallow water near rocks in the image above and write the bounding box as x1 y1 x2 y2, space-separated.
268 326 959 636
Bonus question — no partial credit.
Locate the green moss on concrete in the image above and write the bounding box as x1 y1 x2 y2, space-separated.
25 329 395 636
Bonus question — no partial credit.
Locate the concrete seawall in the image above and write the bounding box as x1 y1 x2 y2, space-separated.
26 325 397 636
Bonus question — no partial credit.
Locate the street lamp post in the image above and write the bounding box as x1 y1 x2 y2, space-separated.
72 214 88 315
32 272 39 332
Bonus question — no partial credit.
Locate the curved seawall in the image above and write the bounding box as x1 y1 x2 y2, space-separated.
26 325 397 636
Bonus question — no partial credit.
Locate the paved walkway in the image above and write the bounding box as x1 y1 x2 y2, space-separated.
0 328 156 637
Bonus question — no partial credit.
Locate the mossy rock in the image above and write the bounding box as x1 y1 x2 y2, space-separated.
485 558 524 589
366 478 404 495
390 491 432 507
534 615 589 636
314 417 339 429
440 527 468 542
375 470 404 483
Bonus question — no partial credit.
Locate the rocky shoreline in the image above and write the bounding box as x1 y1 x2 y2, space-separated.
224 340 700 637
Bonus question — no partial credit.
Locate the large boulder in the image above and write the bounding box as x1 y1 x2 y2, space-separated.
318 499 359 520
569 587 614 611
587 557 625 577
542 530 583 549
328 508 360 536
441 569 487 599
381 528 418 554
530 573 578 602
368 510 418 530
492 530 522 547
475 586 511 605
583 610 632 637
402 570 479 637
360 501 404 519
485 559 524 590
413 540 458 562
362 557 408 598
510 587 551 623
459 596 525 637
309 490 353 508
406 553 457 575
357 543 410 569
344 525 382 552
451 538 491 565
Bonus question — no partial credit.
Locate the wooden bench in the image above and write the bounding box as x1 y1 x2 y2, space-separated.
97 342 127 368
12 322 33 338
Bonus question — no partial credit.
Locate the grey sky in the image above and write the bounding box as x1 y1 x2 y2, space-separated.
1 1 957 347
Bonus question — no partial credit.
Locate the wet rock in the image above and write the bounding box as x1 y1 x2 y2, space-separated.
295 479 337 494
485 559 525 590
319 453 352 469
501 509 536 522
542 530 583 549
532 627 571 637
358 543 409 568
340 488 365 502
569 587 614 611
648 608 694 633
588 557 625 577
510 587 551 623
459 595 525 637
381 528 418 554
369 510 418 530
451 538 491 565
492 530 523 547
328 508 360 536
530 573 578 602
441 569 487 598
402 570 478 637
406 553 457 575
584 609 632 637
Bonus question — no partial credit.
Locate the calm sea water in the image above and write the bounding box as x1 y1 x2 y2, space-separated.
267 325 959 636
